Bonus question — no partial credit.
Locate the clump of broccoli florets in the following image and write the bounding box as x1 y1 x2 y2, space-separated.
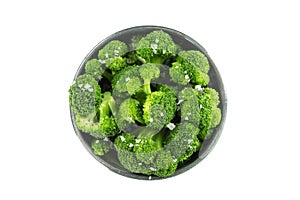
136 30 177 64
170 50 210 86
98 40 128 73
69 29 223 178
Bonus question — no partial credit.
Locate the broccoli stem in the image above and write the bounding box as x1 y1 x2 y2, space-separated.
150 56 165 64
99 92 114 117
143 80 151 95
102 71 113 82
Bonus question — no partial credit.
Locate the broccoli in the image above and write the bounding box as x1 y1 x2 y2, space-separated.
85 59 103 81
116 98 144 132
178 87 222 139
111 65 142 97
138 63 160 94
165 123 201 162
69 75 118 138
91 139 110 156
98 40 128 73
114 129 177 177
170 50 210 86
70 29 223 178
143 85 177 129
97 91 119 137
136 30 177 64
69 74 101 116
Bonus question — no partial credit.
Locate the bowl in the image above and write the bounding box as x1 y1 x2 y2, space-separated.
70 25 227 180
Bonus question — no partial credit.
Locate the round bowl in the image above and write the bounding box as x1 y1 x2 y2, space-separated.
70 25 227 180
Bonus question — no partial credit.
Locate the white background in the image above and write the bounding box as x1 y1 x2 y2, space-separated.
0 0 299 199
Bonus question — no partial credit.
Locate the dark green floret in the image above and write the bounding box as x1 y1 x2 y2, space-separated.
91 139 110 156
98 40 128 73
136 30 177 64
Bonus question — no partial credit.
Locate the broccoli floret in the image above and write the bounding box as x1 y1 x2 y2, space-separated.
116 98 144 132
178 87 222 139
114 129 176 177
143 86 177 129
198 88 221 139
171 50 210 86
136 30 177 64
111 65 142 97
169 62 191 85
98 40 128 73
91 139 110 156
85 59 103 81
69 74 101 116
165 123 201 162
138 63 160 94
98 92 119 137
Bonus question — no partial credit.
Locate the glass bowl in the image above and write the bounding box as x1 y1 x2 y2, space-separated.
70 25 227 180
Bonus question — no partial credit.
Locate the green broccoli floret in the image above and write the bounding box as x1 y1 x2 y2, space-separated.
69 74 101 116
198 88 221 139
138 63 160 94
178 87 222 139
98 92 119 137
114 129 177 177
85 59 103 81
136 30 177 64
143 86 177 129
91 139 110 156
116 98 144 132
171 50 210 86
98 40 128 73
74 91 119 138
111 65 142 97
165 123 201 162
169 62 190 85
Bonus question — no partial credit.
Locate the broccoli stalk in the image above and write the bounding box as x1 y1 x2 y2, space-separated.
98 92 119 136
138 63 160 94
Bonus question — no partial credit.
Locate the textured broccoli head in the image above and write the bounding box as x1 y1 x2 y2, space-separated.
114 131 178 177
169 62 190 85
153 150 178 177
143 86 177 130
85 59 103 81
111 65 141 97
98 40 128 73
136 30 177 63
114 133 152 174
138 63 160 94
198 88 221 139
134 136 160 165
116 98 144 132
91 139 110 156
174 50 210 86
165 123 201 162
69 74 101 116
177 50 210 73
